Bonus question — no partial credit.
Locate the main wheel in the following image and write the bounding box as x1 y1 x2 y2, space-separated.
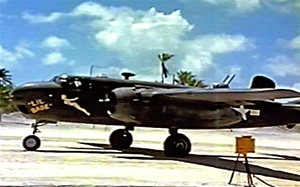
164 133 191 158
22 135 41 151
109 129 133 150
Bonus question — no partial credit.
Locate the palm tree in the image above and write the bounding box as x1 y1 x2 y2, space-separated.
0 86 15 121
175 71 194 85
0 69 14 121
158 53 174 83
175 70 207 88
0 68 12 86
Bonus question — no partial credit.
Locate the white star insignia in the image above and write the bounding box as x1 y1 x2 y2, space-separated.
232 105 250 120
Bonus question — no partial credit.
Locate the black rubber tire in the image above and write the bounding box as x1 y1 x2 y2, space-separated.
22 135 41 151
109 129 133 150
164 133 191 158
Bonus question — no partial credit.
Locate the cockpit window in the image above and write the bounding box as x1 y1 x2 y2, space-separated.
96 73 108 78
59 74 69 82
51 74 69 83
50 76 59 82
51 74 92 90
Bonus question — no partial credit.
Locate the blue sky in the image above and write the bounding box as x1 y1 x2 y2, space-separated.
0 0 299 89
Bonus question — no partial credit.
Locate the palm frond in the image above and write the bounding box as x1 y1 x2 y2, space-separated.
175 70 207 88
0 68 12 86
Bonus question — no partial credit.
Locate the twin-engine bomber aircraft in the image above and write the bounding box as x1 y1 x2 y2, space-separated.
12 73 300 157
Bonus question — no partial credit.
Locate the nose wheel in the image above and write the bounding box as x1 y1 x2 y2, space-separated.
22 121 47 151
109 129 133 150
164 133 191 157
22 135 41 151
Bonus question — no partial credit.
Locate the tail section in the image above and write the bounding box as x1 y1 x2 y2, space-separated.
250 75 276 89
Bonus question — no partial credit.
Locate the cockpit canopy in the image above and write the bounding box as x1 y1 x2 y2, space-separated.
51 74 69 83
51 74 93 90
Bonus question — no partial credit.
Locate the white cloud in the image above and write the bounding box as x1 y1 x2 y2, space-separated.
289 35 300 49
196 0 299 13
236 0 261 12
71 1 115 19
197 0 260 12
178 34 254 76
15 46 34 57
263 0 300 13
22 12 64 23
22 2 116 23
42 36 71 49
184 34 255 54
265 55 300 77
42 52 66 65
0 44 34 68
40 36 74 66
92 7 193 54
277 35 300 49
0 46 21 65
87 4 254 79
293 82 300 91
22 2 255 81
180 51 213 75
225 66 245 86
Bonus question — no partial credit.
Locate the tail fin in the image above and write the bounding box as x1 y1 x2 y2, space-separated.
250 75 276 89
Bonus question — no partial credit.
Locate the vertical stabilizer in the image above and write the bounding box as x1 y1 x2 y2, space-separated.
250 75 275 89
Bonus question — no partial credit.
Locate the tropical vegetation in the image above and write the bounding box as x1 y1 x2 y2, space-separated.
0 68 15 121
158 53 174 83
157 53 206 87
175 70 207 88
0 68 12 86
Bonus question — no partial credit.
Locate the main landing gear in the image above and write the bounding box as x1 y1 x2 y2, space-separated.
22 121 47 151
108 128 192 158
109 129 133 150
164 129 191 157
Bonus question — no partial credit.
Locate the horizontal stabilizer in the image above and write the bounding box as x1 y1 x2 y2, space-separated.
288 99 300 104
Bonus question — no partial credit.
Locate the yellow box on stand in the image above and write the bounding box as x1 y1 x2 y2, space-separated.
235 135 255 154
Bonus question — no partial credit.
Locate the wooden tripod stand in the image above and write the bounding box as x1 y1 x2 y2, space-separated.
228 153 254 186
228 135 255 187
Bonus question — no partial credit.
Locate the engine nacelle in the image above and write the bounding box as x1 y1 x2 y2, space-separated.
109 87 139 102
107 87 148 124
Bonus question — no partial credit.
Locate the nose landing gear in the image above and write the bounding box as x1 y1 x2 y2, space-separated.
22 121 47 151
22 135 41 151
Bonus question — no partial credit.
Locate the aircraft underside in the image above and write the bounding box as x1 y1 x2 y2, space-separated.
20 103 300 158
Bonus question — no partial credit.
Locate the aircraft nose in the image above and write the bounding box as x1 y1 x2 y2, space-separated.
12 82 61 96
12 83 43 102
11 87 26 101
11 87 30 114
11 82 61 114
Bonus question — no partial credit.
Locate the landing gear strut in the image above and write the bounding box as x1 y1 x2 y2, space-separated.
22 121 47 151
109 129 133 150
164 129 191 157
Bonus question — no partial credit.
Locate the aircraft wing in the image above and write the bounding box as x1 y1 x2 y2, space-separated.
139 88 300 106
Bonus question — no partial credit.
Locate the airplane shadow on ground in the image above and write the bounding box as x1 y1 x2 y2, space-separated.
38 142 300 182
